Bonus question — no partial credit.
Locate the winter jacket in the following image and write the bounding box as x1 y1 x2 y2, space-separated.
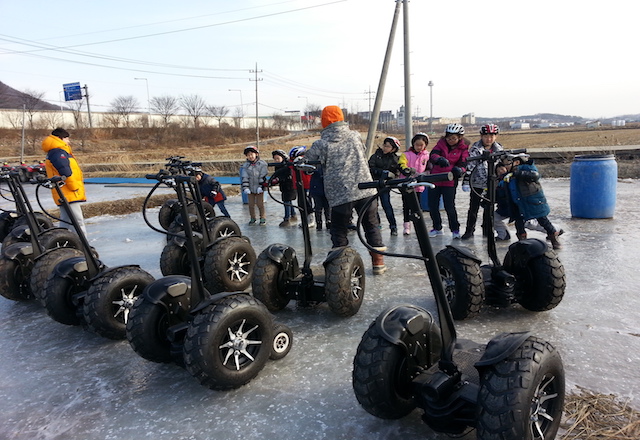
309 165 326 197
506 161 550 221
270 163 296 202
240 158 268 193
304 121 376 208
429 138 469 187
466 140 503 188
41 134 86 205
398 148 430 193
198 173 226 204
368 148 400 180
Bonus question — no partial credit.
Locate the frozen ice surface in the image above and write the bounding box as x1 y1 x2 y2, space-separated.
1 179 640 440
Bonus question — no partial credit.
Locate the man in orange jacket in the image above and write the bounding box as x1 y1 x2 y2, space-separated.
42 128 87 235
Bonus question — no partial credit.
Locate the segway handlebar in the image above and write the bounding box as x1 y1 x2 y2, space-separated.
466 148 528 163
358 171 453 190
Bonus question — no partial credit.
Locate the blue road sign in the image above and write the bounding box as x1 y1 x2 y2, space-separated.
63 82 83 101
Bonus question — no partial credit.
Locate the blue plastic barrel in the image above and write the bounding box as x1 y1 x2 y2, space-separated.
570 154 617 218
420 187 444 211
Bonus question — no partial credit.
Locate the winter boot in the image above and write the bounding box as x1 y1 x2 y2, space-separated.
517 232 527 240
403 222 411 235
279 218 290 227
547 231 562 250
390 225 398 236
461 230 474 240
370 250 386 275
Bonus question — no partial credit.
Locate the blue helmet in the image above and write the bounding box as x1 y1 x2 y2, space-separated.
289 146 306 160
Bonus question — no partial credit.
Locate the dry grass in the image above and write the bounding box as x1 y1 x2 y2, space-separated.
561 387 640 439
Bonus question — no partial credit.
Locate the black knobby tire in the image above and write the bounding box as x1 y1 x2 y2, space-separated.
436 247 485 320
183 294 273 390
270 322 293 360
30 247 84 305
476 336 565 440
12 212 55 231
126 296 174 363
324 247 365 317
203 236 256 293
158 199 180 230
42 270 86 325
82 267 155 340
252 250 289 311
0 255 32 301
511 250 566 312
352 321 418 419
39 228 83 251
207 217 241 239
0 212 15 242
159 242 191 276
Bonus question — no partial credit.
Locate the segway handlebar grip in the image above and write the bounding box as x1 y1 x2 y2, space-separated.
416 172 453 183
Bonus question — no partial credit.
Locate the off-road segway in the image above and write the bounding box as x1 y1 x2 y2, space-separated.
127 171 292 390
38 176 155 339
435 149 566 320
0 171 82 302
252 158 365 317
142 163 254 294
352 172 565 440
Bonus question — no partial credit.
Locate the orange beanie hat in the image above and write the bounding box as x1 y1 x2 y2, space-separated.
321 105 344 128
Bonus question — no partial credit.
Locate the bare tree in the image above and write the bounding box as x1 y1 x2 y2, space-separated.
151 95 179 127
206 105 229 127
180 94 207 128
109 95 139 127
40 111 63 129
232 106 244 128
68 100 85 128
21 89 46 129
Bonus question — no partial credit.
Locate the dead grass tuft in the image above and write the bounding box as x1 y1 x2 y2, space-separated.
560 386 640 439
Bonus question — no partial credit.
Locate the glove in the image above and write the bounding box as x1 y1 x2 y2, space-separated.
270 177 280 186
436 157 450 167
211 191 217 197
243 188 251 195
462 184 470 192
401 167 416 176
451 167 463 179
256 188 263 194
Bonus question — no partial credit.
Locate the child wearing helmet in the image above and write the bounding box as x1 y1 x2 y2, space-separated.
270 149 297 227
240 146 268 225
460 124 503 240
397 133 430 235
368 136 401 235
427 124 470 239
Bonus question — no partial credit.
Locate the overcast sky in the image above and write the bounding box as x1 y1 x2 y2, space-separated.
0 0 636 120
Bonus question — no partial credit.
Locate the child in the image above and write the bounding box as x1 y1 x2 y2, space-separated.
271 149 297 227
505 154 562 249
398 133 430 235
240 146 268 225
309 164 330 230
461 124 503 240
289 146 315 228
427 124 469 239
195 170 230 217
369 136 401 235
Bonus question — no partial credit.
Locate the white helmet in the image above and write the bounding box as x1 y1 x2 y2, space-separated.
445 123 465 135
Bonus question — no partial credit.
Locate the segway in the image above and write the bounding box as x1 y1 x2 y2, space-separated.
252 159 365 317
127 171 292 390
352 172 565 440
38 176 155 340
0 171 82 302
435 149 566 320
141 163 254 294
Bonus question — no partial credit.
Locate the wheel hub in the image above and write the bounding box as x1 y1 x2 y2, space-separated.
227 252 250 281
219 319 263 371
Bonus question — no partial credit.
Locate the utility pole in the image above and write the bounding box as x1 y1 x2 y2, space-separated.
428 80 434 134
402 0 412 150
134 77 151 126
365 0 402 157
82 84 93 128
297 96 308 129
250 63 263 148
364 87 375 120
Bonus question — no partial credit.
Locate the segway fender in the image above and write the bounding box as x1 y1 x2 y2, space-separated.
142 275 191 305
53 256 90 279
375 304 442 367
88 264 138 282
263 243 298 265
1 242 33 260
323 246 350 266
6 224 30 241
503 239 548 271
444 244 482 264
191 291 247 315
474 331 532 367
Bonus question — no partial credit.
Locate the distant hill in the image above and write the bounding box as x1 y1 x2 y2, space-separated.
0 81 59 111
